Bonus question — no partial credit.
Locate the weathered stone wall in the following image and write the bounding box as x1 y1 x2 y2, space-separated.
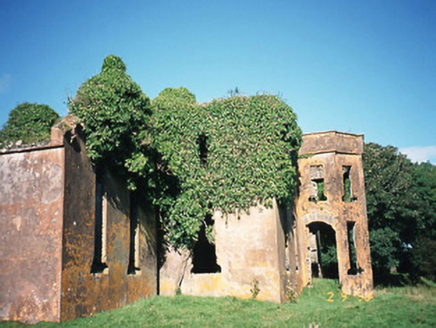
60 131 157 321
295 131 373 299
160 131 373 302
299 131 364 156
161 200 288 303
0 122 158 323
0 145 65 323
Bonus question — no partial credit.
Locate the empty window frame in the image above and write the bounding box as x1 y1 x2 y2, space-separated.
342 166 357 202
197 134 208 166
347 221 362 275
128 193 141 275
309 165 327 202
91 172 108 274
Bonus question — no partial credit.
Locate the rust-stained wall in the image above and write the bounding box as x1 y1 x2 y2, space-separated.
0 122 157 324
1 126 373 322
161 200 289 303
0 145 65 323
294 131 373 299
60 128 157 321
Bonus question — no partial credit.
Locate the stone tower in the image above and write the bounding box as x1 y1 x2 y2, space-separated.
294 131 373 299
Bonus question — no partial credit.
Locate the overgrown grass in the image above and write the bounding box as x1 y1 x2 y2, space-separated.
2 279 436 327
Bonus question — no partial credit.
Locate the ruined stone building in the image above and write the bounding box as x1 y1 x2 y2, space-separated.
0 126 372 323
0 121 157 323
293 131 373 298
160 131 373 301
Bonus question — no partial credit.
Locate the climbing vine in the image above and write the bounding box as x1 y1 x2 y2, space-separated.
152 88 302 248
69 56 302 249
69 55 154 191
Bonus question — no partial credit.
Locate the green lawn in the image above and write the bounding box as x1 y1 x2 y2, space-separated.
2 279 436 327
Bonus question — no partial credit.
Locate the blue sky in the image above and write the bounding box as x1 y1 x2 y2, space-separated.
1 0 435 163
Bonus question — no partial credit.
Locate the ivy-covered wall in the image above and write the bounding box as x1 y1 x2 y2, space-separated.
70 56 302 250
152 88 302 248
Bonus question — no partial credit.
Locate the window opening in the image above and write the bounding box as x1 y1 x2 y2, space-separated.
91 170 108 274
128 193 141 275
342 166 356 202
347 221 362 275
191 214 221 274
197 134 208 166
307 222 338 279
309 165 327 202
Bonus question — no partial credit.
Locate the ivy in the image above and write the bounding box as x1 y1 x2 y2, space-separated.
69 55 154 191
69 56 302 250
0 102 59 147
152 88 302 248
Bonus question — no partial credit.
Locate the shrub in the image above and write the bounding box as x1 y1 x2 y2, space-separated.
0 102 59 147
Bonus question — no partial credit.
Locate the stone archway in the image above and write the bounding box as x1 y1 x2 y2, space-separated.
306 221 338 279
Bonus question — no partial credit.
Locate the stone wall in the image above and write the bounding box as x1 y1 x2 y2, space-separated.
160 200 288 303
59 127 158 321
0 123 158 323
0 145 65 323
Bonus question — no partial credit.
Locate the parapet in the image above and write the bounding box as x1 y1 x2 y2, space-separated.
299 131 364 156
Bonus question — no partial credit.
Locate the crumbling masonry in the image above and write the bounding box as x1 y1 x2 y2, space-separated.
293 131 373 298
160 131 373 301
0 127 373 323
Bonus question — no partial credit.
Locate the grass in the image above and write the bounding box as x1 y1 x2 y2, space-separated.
2 279 436 327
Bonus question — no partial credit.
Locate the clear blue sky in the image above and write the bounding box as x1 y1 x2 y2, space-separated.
1 0 435 163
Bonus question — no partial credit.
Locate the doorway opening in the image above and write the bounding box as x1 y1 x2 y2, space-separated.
307 222 338 279
191 215 221 274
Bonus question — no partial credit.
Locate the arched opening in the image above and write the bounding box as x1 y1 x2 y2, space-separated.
307 222 338 279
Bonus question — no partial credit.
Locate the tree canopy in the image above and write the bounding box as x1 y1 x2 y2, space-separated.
69 55 154 191
0 102 59 147
363 142 436 282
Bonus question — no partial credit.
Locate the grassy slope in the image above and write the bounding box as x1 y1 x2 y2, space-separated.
2 279 436 327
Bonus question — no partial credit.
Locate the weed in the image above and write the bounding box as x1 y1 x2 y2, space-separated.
286 282 297 303
250 279 260 299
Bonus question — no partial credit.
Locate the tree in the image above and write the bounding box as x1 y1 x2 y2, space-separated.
363 142 416 282
69 55 154 191
363 143 436 283
410 162 436 281
0 102 59 147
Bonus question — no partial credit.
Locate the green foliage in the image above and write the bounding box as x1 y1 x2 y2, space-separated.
343 172 351 202
0 102 59 147
7 279 435 327
69 55 153 191
363 143 436 282
411 162 436 239
68 56 301 249
152 89 302 248
317 180 327 201
420 276 436 288
410 162 436 281
363 142 415 280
